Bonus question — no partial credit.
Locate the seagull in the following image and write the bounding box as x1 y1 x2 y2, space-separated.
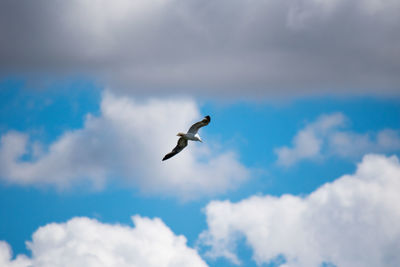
162 115 211 161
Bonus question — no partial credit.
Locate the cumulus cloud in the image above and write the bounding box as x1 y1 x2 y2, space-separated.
199 154 400 266
275 113 400 166
1 215 207 267
0 242 30 267
275 113 345 166
0 0 399 96
0 91 249 199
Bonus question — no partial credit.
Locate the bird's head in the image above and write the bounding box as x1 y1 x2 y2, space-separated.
177 132 185 137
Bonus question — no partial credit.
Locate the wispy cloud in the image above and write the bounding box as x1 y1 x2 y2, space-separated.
200 154 400 266
0 91 249 199
1 0 399 96
275 113 400 166
1 215 207 267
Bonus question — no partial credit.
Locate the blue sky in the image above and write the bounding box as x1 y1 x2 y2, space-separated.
1 79 400 266
1 1 400 267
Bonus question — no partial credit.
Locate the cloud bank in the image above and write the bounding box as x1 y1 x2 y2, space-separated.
1 0 399 96
275 113 400 166
0 91 249 199
0 215 207 267
200 154 400 266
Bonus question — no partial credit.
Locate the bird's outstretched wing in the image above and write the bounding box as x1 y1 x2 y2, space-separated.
162 137 188 161
187 115 211 134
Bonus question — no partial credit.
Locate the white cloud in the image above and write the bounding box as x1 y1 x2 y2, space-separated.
0 215 207 267
199 154 400 267
329 128 400 158
0 242 31 267
275 113 345 165
0 91 249 199
275 113 400 166
0 0 399 96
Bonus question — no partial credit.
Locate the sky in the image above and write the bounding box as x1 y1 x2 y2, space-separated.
0 0 400 267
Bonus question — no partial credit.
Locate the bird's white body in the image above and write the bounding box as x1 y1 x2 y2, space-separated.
177 132 202 142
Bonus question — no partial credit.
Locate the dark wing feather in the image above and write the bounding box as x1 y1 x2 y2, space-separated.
162 137 188 161
187 115 211 134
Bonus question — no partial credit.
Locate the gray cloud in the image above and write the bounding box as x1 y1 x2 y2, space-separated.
0 0 399 97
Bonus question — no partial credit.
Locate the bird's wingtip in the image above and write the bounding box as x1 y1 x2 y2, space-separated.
205 115 211 121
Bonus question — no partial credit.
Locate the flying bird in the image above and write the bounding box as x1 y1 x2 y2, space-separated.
162 115 211 161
